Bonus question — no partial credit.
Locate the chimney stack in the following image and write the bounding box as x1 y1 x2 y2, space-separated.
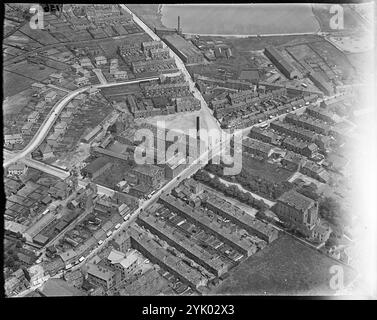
178 16 180 33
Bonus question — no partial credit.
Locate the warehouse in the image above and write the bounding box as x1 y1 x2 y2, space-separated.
264 46 301 80
163 34 204 64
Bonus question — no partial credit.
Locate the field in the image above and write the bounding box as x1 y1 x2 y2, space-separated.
5 60 58 81
242 155 294 184
3 30 41 50
3 71 35 97
213 234 357 295
3 88 33 115
19 23 60 45
94 160 134 189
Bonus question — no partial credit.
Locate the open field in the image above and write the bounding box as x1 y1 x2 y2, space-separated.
3 88 33 115
242 155 294 184
3 30 41 50
3 71 35 97
213 233 357 295
5 60 58 81
19 23 60 45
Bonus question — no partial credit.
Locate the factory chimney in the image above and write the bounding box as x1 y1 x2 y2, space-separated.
178 16 180 33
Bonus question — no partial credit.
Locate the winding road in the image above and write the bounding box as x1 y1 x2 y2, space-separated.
3 77 159 168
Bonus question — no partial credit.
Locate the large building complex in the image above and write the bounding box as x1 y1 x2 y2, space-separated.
264 46 301 80
163 34 204 64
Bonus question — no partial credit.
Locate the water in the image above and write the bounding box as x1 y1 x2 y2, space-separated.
161 4 320 36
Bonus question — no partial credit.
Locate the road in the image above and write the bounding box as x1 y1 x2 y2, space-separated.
93 68 108 85
3 77 159 168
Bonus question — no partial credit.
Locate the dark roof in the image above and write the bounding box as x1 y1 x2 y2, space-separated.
83 157 111 174
278 190 315 213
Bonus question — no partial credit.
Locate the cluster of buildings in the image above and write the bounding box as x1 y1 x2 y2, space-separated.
113 75 199 119
4 83 61 150
88 184 277 291
42 4 140 42
245 112 342 184
264 46 301 80
208 82 319 129
119 40 178 76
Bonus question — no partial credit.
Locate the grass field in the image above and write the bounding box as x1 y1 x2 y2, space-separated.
213 233 357 295
19 23 60 45
242 155 293 184
3 71 35 97
3 88 33 115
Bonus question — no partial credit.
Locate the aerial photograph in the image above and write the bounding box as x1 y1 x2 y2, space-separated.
2 3 376 300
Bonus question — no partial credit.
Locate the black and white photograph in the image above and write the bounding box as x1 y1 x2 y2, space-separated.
2 2 376 303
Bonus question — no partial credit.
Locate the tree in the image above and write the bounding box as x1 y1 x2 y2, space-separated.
325 232 339 248
319 197 341 222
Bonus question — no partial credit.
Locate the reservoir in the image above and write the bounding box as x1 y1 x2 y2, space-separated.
161 4 320 36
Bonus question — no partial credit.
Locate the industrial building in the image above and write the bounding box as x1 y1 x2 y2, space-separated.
81 157 113 179
264 46 301 80
273 190 318 237
308 71 334 96
163 34 204 64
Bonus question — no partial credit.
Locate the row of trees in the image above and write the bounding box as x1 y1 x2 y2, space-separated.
193 170 269 212
319 196 350 236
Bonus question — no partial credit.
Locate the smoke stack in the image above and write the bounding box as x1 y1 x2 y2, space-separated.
178 16 180 33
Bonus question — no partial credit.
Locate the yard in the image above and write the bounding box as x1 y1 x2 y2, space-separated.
213 233 357 295
242 155 294 184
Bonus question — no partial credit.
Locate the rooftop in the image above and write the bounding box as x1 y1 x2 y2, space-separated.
87 263 114 282
277 190 315 213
